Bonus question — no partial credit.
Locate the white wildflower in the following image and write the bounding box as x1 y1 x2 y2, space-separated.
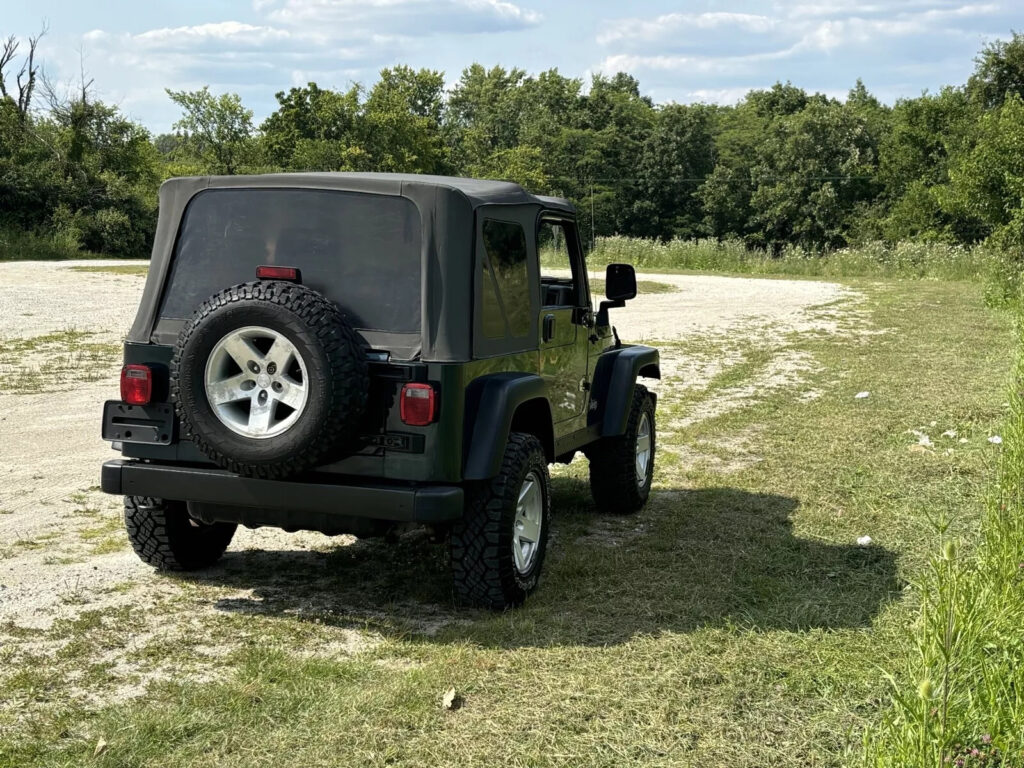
988 435 1003 445
941 429 957 439
855 391 870 399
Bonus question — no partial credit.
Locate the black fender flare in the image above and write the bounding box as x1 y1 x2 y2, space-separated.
463 373 551 480
591 345 660 437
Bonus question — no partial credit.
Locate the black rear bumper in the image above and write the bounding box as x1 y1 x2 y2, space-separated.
100 460 463 523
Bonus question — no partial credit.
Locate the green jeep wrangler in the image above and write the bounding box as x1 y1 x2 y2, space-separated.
100 173 660 609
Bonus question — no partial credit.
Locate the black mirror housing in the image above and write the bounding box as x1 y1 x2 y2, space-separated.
605 263 637 301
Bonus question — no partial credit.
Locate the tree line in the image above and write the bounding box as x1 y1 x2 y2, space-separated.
2 30 1024 259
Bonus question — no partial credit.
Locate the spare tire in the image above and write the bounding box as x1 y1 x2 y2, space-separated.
170 280 369 479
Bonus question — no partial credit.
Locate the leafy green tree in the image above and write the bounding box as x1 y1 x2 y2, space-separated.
360 66 446 173
699 103 761 240
445 64 529 172
575 73 655 237
260 82 360 169
468 145 549 189
968 31 1024 109
746 81 813 119
165 86 254 174
877 88 980 241
945 94 1024 241
629 104 716 240
749 101 879 250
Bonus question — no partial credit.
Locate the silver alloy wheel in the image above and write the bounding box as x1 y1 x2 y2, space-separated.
635 412 652 487
203 325 309 439
512 470 544 575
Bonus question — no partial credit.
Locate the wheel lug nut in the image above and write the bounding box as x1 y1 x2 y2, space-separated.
248 361 260 373
267 362 277 375
272 381 283 393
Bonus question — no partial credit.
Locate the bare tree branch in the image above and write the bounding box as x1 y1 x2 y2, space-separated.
1 25 47 119
0 35 18 100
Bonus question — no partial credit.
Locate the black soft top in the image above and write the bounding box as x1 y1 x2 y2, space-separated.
129 173 576 362
165 172 573 212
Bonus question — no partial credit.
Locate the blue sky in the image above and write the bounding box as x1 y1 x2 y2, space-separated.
4 1 1018 132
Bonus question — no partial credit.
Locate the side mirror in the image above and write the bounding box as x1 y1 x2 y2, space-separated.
605 263 637 301
595 263 636 335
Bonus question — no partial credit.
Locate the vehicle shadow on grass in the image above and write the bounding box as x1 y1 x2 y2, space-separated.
184 477 899 648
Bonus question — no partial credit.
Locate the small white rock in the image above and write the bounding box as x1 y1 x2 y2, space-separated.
988 435 1003 445
959 438 968 444
855 391 870 399
857 535 873 546
941 429 957 439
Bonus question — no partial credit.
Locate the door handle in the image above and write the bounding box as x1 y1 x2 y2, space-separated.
542 313 556 342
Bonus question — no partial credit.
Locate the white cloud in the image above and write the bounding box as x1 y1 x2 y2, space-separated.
780 0 991 18
598 2 1003 71
597 12 778 45
260 0 541 32
133 21 293 49
598 47 798 78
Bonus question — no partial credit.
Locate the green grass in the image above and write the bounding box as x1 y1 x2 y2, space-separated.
544 237 1001 282
863 314 1024 766
68 265 149 276
0 330 121 394
0 279 1015 767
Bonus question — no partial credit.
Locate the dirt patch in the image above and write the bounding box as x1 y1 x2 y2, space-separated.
673 348 818 429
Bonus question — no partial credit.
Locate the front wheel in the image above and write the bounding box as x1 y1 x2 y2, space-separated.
124 496 236 570
450 433 551 609
585 384 655 513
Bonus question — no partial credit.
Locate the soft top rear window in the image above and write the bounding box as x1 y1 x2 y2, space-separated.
159 188 422 334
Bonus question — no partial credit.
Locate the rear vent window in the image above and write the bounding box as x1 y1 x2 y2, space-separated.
159 189 422 333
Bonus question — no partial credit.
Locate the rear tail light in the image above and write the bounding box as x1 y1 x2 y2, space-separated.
256 265 301 282
120 364 152 405
400 382 437 426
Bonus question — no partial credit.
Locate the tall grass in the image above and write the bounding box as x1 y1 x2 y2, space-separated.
544 236 1002 282
863 318 1024 767
0 227 101 261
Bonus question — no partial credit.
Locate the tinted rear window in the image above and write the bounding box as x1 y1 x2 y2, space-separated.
159 189 422 333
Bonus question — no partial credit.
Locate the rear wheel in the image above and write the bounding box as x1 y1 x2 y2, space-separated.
450 433 551 609
586 384 655 513
124 496 236 571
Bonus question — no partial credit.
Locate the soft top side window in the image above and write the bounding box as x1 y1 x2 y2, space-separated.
480 219 531 339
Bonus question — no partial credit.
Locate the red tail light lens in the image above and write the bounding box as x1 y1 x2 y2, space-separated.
400 382 437 426
120 364 152 405
256 265 301 282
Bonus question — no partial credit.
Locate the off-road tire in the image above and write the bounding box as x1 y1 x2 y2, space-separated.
124 496 236 571
451 433 551 609
171 280 368 479
585 384 655 514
